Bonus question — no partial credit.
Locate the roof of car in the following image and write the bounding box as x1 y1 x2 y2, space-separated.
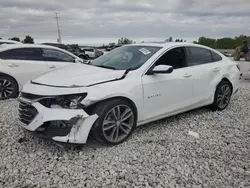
127 42 208 48
0 43 68 52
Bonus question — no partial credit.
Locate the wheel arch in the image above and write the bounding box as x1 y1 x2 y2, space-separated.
0 72 19 91
220 77 233 92
85 96 139 122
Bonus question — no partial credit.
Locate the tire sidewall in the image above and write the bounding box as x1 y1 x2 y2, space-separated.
213 81 232 111
0 76 18 100
91 99 137 145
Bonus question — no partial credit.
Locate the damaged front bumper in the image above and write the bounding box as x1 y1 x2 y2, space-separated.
18 98 98 144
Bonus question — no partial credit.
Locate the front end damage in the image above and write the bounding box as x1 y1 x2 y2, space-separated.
18 95 98 144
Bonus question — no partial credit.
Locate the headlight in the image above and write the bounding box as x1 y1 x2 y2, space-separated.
55 93 87 109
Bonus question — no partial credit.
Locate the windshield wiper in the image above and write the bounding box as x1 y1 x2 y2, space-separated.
94 65 116 70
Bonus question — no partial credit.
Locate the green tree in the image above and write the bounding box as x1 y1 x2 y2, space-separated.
118 37 133 45
22 35 34 44
9 37 20 42
193 35 250 49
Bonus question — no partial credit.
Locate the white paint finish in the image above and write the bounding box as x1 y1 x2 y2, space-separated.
19 42 240 144
0 59 49 89
18 100 98 144
142 67 193 121
0 44 84 91
31 63 125 87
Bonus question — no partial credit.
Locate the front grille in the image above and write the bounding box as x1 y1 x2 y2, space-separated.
18 101 38 125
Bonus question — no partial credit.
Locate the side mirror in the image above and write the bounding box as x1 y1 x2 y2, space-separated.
148 65 173 74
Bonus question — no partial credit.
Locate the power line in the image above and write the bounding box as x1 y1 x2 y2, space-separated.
54 12 62 44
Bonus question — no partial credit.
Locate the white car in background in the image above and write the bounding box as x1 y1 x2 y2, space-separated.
0 44 83 100
81 48 104 59
0 39 22 45
18 43 240 145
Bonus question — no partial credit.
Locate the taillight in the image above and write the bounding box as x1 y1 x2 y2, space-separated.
236 64 240 71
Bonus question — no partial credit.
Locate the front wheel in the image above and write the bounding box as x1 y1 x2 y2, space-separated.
210 80 232 111
0 75 18 100
90 99 137 145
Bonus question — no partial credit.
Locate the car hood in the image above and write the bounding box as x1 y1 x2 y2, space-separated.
31 63 125 87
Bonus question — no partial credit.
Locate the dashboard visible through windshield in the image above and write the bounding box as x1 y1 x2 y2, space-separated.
90 45 162 70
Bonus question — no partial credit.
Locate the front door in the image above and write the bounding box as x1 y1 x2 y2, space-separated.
141 47 194 121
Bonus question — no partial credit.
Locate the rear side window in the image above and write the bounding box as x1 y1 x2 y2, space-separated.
0 48 43 60
42 48 75 62
187 47 213 66
211 51 222 62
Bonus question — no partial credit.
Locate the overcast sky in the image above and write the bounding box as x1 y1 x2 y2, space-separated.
0 0 250 45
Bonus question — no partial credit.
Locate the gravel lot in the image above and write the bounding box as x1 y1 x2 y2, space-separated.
0 80 250 188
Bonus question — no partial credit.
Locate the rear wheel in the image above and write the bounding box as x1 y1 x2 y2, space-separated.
233 52 240 61
210 80 232 111
90 99 137 145
0 75 18 100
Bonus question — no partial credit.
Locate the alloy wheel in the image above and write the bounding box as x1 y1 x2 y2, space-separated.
102 105 134 143
0 79 14 99
217 84 231 109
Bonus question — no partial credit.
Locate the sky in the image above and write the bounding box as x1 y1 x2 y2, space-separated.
0 0 250 45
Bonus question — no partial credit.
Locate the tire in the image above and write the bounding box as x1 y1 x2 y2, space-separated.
0 75 18 100
210 80 232 111
90 98 137 145
233 52 240 61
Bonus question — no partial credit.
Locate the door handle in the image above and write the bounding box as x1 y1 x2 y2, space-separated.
183 74 192 78
49 65 56 69
213 67 221 72
8 63 19 67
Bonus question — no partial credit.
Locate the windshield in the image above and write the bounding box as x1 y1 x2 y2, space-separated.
90 45 162 70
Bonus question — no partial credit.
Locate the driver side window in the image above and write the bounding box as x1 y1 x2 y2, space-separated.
155 47 187 69
42 48 75 62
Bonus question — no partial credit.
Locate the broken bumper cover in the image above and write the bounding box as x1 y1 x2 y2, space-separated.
18 99 98 144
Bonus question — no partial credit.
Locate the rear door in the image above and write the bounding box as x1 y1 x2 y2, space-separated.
186 46 223 105
41 48 76 69
0 48 48 86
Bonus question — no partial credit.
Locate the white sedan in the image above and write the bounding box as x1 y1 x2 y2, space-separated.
18 42 240 145
0 44 83 100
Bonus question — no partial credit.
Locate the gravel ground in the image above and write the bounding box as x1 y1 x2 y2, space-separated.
0 80 250 188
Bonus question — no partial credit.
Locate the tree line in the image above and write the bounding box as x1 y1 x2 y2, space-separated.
193 35 250 49
0 35 35 44
2 35 249 49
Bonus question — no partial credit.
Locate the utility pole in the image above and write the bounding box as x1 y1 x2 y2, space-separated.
54 12 62 44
